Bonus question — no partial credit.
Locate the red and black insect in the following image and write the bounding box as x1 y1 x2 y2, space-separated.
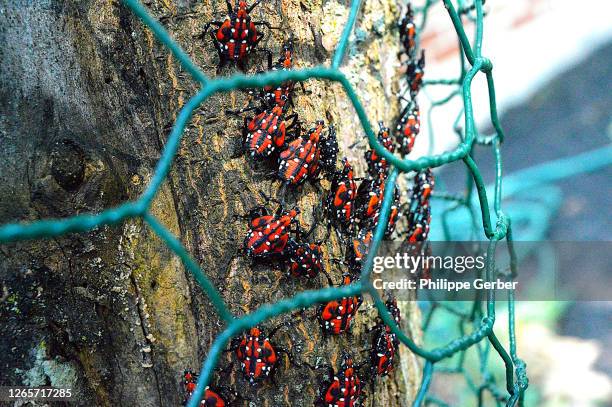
398 4 417 59
324 157 357 235
354 173 386 227
278 120 324 185
317 351 364 407
385 199 401 237
234 326 279 385
355 171 402 236
260 39 297 109
287 240 324 279
244 205 300 259
411 168 434 205
203 0 270 71
182 370 226 407
405 50 425 96
407 241 432 280
319 274 363 335
345 227 373 275
404 203 431 242
395 102 420 156
364 122 395 177
369 323 399 377
370 183 401 237
241 101 299 159
403 170 433 243
385 296 401 327
319 125 339 176
369 296 401 377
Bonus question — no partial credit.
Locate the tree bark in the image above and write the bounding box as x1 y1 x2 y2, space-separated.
0 0 421 406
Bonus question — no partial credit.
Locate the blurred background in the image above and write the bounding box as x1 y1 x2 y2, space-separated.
409 0 612 405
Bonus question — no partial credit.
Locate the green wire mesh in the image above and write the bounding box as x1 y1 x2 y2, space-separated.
0 0 529 405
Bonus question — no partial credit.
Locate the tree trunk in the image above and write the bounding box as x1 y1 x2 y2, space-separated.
0 0 421 405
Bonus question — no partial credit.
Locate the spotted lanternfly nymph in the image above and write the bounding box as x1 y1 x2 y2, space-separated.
261 39 297 109
317 351 364 407
404 203 431 242
411 168 434 205
385 296 401 327
395 102 420 156
405 50 425 96
182 370 226 407
404 241 432 279
364 121 395 177
399 4 417 59
370 322 398 378
354 173 386 228
278 120 324 185
203 0 270 71
324 157 357 235
319 274 363 335
319 125 339 176
403 170 433 243
234 327 279 385
287 239 324 279
345 227 373 275
242 102 298 159
369 296 401 377
370 183 401 237
244 206 300 259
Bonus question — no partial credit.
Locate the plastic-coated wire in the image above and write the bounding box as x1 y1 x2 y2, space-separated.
413 360 434 407
0 0 539 406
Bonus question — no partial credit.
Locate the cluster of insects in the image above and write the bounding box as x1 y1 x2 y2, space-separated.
183 1 435 405
396 3 424 157
395 3 434 250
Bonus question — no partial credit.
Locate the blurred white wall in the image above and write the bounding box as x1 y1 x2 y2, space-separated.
407 0 612 158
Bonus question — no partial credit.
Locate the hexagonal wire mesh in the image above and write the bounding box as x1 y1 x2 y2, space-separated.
0 0 529 405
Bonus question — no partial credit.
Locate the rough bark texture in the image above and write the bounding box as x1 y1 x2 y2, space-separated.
0 0 421 406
